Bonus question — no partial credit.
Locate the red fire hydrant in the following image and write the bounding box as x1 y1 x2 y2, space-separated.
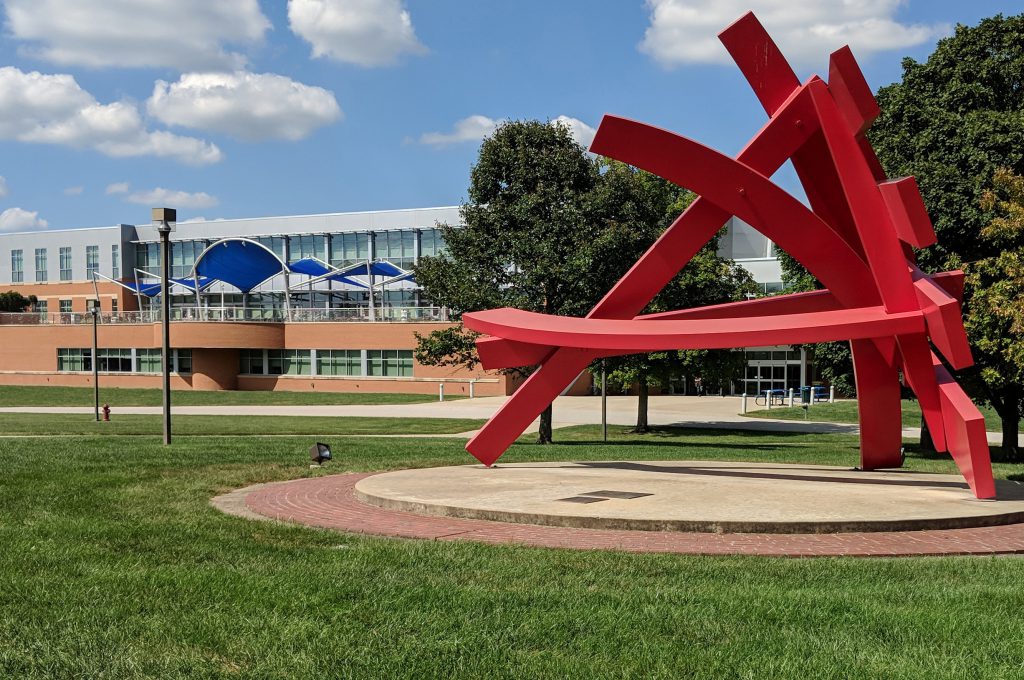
102 404 111 422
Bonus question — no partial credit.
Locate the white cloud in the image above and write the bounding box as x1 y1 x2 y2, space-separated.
419 115 597 149
0 207 47 232
105 182 129 195
4 0 270 71
0 67 222 165
639 0 949 69
288 0 427 67
63 185 83 196
0 176 7 198
419 115 498 148
551 115 597 149
147 71 342 142
123 187 219 210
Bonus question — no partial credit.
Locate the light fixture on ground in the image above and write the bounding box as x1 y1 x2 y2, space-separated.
310 443 332 466
152 207 176 446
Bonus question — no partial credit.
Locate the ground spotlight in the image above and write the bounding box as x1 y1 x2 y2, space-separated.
310 442 332 466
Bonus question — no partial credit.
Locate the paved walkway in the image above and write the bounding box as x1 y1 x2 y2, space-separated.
213 473 1024 557
0 395 1004 444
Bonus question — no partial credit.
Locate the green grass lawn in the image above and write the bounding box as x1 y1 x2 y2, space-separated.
0 384 465 407
2 419 1024 678
743 398 1019 433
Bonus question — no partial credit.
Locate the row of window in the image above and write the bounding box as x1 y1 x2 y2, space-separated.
10 245 119 282
57 349 192 373
134 228 447 277
239 349 414 377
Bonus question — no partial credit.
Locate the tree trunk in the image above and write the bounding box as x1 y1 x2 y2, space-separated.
988 384 1021 460
633 380 650 434
537 403 553 444
919 414 935 453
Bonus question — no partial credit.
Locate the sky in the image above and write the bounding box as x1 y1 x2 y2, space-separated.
0 0 1016 231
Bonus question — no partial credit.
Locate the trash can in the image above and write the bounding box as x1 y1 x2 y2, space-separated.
800 386 811 404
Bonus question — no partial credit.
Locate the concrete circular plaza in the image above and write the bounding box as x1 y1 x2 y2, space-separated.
215 461 1024 557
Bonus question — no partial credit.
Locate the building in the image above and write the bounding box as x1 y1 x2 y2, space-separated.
0 206 804 396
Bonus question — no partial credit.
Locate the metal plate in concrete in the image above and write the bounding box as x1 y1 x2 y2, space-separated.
353 461 1024 534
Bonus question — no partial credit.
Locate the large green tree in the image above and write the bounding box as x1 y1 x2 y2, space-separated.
869 13 1024 454
0 291 36 313
414 119 599 443
589 161 754 430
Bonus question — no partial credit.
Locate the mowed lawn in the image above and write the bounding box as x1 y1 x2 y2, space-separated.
0 384 465 407
1 422 1024 678
743 398 1018 432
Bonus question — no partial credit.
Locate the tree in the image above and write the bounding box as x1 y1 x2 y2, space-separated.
414 119 599 444
869 14 1024 453
0 291 35 313
589 161 755 431
963 168 1024 457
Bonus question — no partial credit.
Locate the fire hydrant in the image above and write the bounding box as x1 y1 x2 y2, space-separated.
102 403 111 422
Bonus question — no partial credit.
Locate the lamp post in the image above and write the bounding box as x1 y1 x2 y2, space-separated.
91 300 99 421
153 207 176 446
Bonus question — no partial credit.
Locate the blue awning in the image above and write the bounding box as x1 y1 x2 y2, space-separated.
194 239 286 293
123 281 164 297
337 261 409 278
289 257 332 278
171 276 216 292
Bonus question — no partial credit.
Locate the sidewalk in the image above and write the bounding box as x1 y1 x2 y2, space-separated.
0 394 1004 444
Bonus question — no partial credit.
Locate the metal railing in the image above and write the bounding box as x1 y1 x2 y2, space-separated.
0 306 449 325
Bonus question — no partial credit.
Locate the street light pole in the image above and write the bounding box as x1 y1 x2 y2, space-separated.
601 359 608 442
91 301 99 421
153 207 176 446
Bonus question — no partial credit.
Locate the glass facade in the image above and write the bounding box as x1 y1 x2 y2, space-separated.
240 349 414 378
112 244 119 279
419 228 447 258
329 232 368 267
34 248 46 282
136 242 160 272
171 240 206 278
10 250 22 283
289 234 326 262
317 349 361 376
58 348 192 373
255 237 286 261
375 231 416 269
86 245 99 280
59 247 72 281
367 349 413 377
267 349 311 375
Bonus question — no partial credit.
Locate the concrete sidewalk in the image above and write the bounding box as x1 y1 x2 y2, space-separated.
0 394 1004 444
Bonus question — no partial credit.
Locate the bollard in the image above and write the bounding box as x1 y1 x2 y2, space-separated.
788 388 794 407
439 383 445 402
469 380 475 399
829 385 835 403
741 393 747 414
766 391 771 410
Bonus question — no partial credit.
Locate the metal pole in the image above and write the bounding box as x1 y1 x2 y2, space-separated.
601 359 607 442
158 220 172 446
92 304 99 421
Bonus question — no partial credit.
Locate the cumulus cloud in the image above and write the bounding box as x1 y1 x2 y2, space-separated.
105 182 129 195
0 207 48 232
288 0 427 67
551 115 597 149
123 187 219 210
419 115 597 149
0 176 7 198
4 0 270 70
147 71 342 141
63 185 83 195
0 67 222 165
639 0 949 69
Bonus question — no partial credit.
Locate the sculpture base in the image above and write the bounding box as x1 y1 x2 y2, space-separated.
354 461 1024 534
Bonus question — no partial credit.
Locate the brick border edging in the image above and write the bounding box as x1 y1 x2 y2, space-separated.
213 472 1024 557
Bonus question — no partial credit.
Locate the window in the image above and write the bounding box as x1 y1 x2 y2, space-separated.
86 245 99 280
59 247 72 281
35 248 47 282
111 244 119 279
11 250 23 283
135 243 159 272
317 349 362 376
330 232 369 267
175 349 192 374
419 228 447 259
367 349 413 377
59 299 72 313
136 349 192 373
111 298 118 313
255 237 285 261
289 234 326 262
36 300 47 316
57 348 91 372
239 349 265 375
97 348 132 372
375 230 415 269
267 349 311 375
171 240 206 278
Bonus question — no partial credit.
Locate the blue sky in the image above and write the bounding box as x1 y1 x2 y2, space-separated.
0 0 1015 230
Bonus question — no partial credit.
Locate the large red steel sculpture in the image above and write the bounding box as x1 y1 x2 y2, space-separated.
461 12 996 499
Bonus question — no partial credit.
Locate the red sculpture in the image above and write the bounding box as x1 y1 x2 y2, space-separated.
461 12 996 499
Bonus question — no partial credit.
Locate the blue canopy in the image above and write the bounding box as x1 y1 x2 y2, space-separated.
194 239 286 293
288 257 369 289
337 261 409 278
122 281 164 297
171 276 216 292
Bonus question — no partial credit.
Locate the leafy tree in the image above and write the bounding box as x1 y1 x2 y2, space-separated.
963 168 1024 457
590 161 755 431
414 119 599 443
869 14 1024 451
0 291 36 313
